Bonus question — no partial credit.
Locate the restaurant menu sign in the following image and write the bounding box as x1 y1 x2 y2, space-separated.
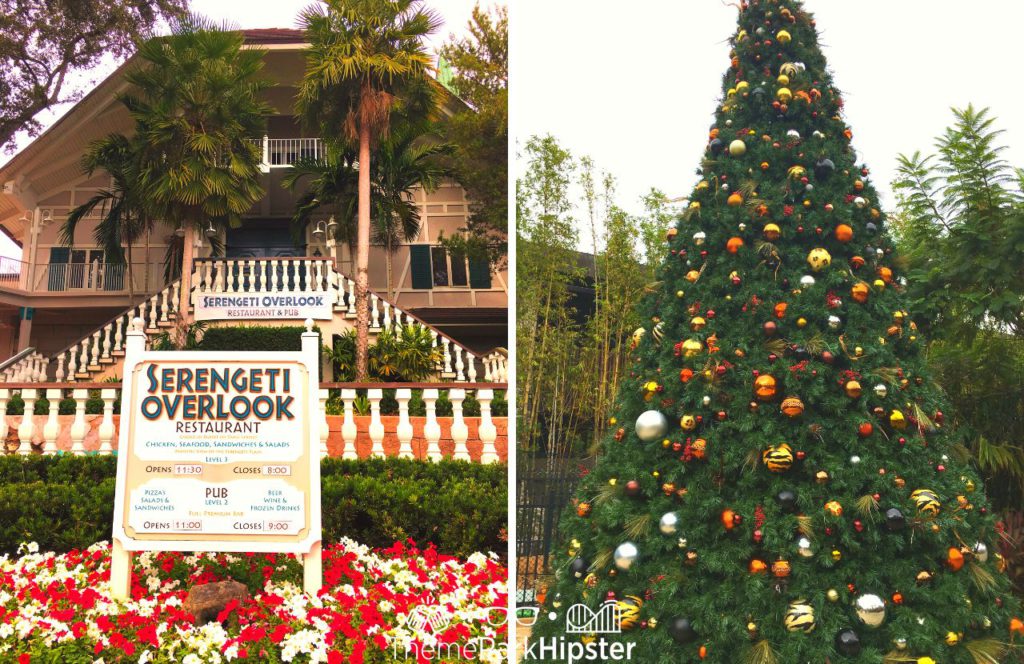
112 346 322 554
193 292 333 321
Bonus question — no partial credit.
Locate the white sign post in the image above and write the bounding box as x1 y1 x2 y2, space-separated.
110 318 322 598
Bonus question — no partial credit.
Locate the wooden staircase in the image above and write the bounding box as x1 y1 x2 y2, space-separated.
1 257 507 384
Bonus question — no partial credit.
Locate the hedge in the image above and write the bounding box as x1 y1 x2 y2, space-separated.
197 325 309 352
0 457 506 558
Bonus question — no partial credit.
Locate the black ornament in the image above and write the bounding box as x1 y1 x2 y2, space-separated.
866 222 878 234
776 489 798 513
752 86 766 99
885 508 906 532
709 138 724 156
668 616 697 643
570 557 590 579
835 629 862 655
792 346 810 361
814 158 836 181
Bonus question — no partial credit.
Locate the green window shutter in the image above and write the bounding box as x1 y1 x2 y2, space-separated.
410 245 433 290
468 255 492 289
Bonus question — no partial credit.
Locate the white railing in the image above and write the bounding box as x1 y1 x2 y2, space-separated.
190 257 506 383
0 349 47 382
30 261 162 295
0 383 507 463
250 136 325 170
0 256 26 289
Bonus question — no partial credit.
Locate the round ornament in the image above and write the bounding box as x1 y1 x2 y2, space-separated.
973 542 989 563
635 410 669 442
874 383 888 398
669 617 697 643
680 414 697 431
781 397 804 417
911 489 941 516
659 512 680 535
807 248 832 271
814 158 836 180
614 542 639 570
729 139 747 156
617 596 643 631
885 508 906 531
777 489 798 512
835 629 862 655
785 601 816 633
754 374 778 401
800 274 816 287
763 443 794 473
570 557 589 579
854 594 886 628
797 536 814 558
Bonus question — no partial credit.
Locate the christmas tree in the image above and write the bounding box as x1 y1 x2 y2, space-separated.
527 2 1023 662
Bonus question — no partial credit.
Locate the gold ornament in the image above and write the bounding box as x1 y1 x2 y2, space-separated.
763 443 794 473
824 500 843 517
807 248 832 272
780 397 805 418
682 339 703 357
777 87 793 103
754 374 778 401
911 489 941 516
617 596 643 631
680 414 697 431
777 30 792 43
889 410 907 429
845 380 863 398
784 600 816 633
827 589 840 602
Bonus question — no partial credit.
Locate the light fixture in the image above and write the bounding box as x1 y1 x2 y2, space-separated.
205 222 217 238
174 226 185 238
326 215 338 235
41 210 52 222
312 220 326 239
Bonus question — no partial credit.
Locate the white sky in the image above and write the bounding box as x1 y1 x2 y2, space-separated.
0 0 482 257
511 1 1024 248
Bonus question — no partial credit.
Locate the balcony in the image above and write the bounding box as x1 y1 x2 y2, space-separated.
25 262 163 296
250 136 325 171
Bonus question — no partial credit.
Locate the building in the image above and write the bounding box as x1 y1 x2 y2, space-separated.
0 29 507 382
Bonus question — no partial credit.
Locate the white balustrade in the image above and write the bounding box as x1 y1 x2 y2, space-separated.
0 389 8 443
69 388 88 456
367 388 385 458
449 388 470 462
340 388 358 460
97 389 116 455
395 388 414 459
422 388 442 463
477 389 499 464
17 388 36 455
43 388 60 455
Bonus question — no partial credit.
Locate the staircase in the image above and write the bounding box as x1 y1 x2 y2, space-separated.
1 257 507 384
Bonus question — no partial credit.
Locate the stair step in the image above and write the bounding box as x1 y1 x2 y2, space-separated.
99 358 114 365
112 351 125 358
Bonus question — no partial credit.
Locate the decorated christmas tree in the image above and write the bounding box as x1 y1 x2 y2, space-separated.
527 2 1023 662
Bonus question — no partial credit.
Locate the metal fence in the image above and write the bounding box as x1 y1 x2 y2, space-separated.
515 454 589 605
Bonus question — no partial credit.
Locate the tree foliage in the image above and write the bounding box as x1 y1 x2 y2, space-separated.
892 105 1024 510
0 0 188 152
438 3 508 266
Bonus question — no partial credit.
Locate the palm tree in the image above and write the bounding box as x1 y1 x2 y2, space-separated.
297 0 441 380
61 133 153 302
283 116 453 299
125 14 271 315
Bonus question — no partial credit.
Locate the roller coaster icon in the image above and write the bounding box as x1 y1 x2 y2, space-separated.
564 601 622 634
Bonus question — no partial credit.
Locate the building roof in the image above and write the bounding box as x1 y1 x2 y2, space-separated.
240 28 307 45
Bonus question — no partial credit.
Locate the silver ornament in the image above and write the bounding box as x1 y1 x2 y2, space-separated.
797 536 813 558
854 594 886 628
813 130 825 139
800 275 816 287
787 129 801 140
828 315 841 329
614 542 639 570
702 395 712 406
659 512 680 535
635 410 668 442
805 183 814 192
894 638 907 650
873 383 888 398
693 231 706 245
738 222 747 231
677 537 688 549
725 119 733 127
876 248 885 258
721 183 730 192
854 196 867 208
850 455 861 464
973 542 989 563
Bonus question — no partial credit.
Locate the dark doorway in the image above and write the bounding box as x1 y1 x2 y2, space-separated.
226 219 304 258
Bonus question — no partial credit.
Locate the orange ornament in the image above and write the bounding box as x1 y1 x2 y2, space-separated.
699 645 707 659
710 128 720 139
774 302 788 318
854 180 865 191
749 559 768 574
858 422 874 438
892 592 904 605
835 224 853 242
721 508 738 530
877 266 894 283
1010 618 1024 636
727 237 745 253
946 547 965 572
680 368 694 383
850 256 866 269
772 559 792 578
692 438 707 460
754 374 778 401
727 192 744 207
851 282 869 304
780 397 805 418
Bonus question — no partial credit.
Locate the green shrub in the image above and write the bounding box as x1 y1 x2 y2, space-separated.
198 325 311 352
0 457 505 558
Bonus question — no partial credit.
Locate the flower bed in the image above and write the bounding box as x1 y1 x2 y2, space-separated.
2 539 508 663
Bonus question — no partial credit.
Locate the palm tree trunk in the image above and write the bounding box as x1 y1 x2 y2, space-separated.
126 242 135 304
179 223 195 323
354 120 372 381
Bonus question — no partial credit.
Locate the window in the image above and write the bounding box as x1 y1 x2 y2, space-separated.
410 244 492 290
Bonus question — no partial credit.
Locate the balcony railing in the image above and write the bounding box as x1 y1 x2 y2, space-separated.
30 261 163 295
250 136 325 171
0 257 26 290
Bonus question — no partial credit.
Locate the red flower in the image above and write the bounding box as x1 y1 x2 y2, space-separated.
18 654 30 664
